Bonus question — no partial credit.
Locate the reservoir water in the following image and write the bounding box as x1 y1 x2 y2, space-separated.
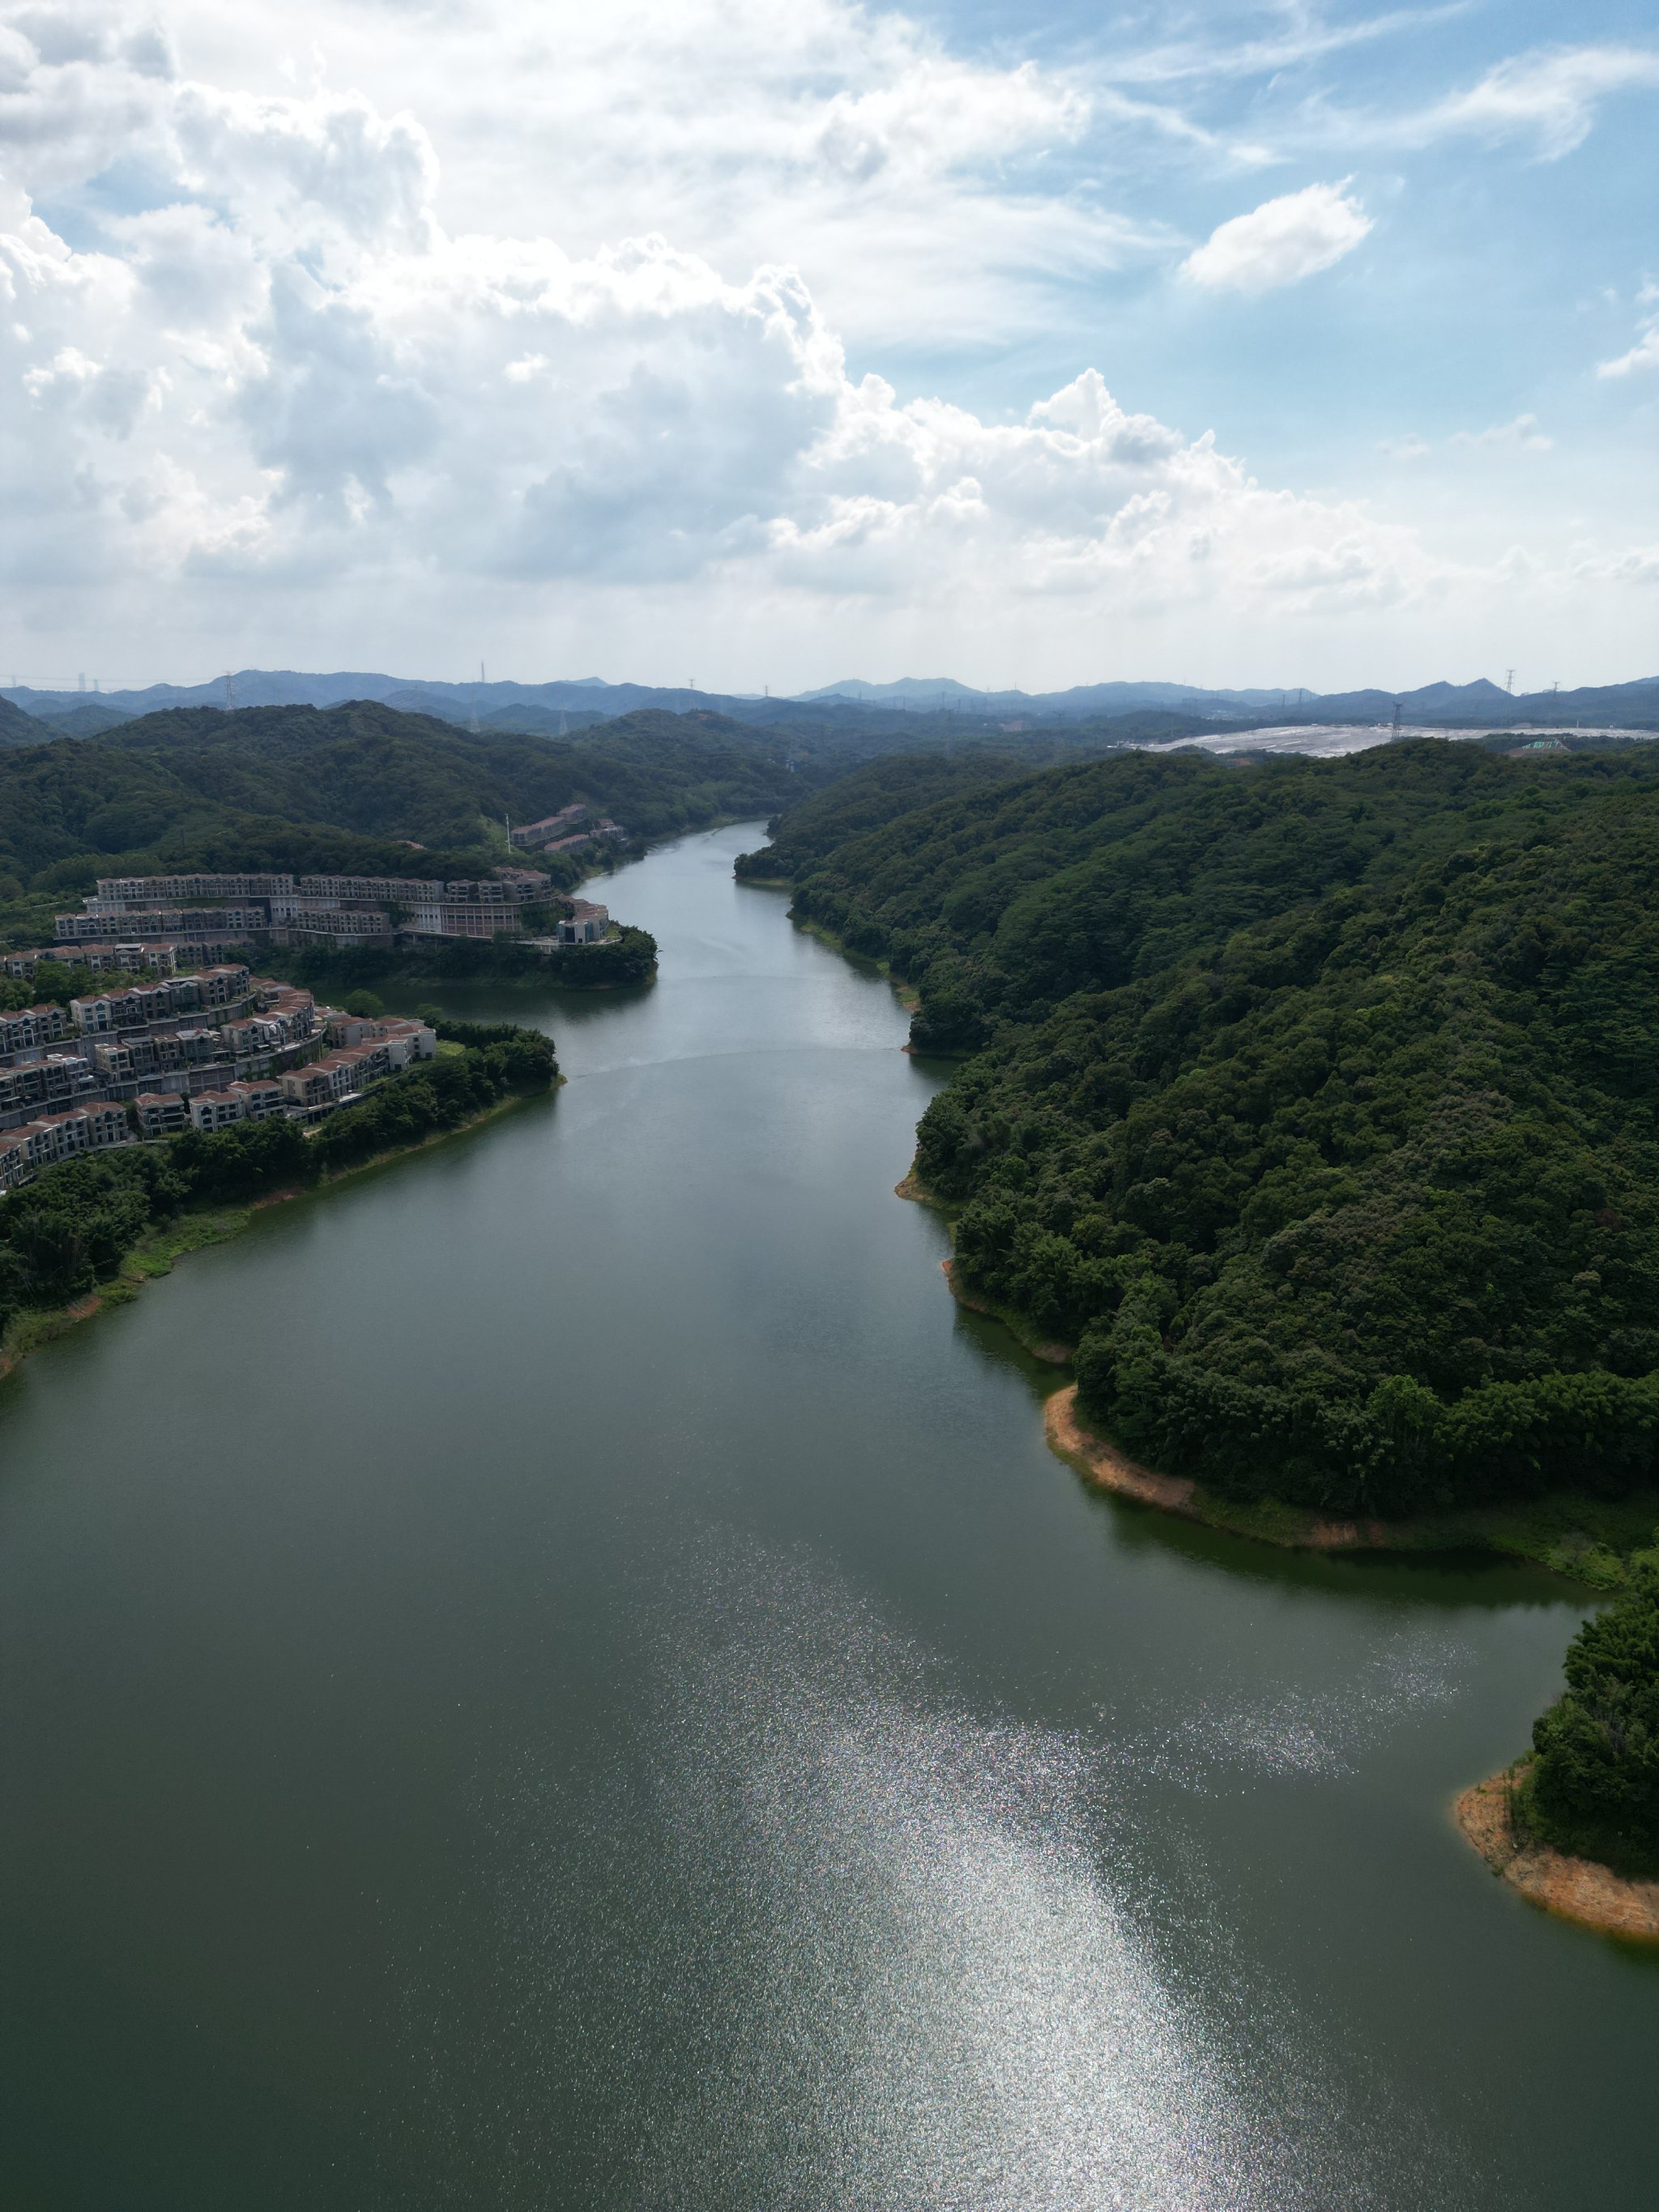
1 824 1653 2208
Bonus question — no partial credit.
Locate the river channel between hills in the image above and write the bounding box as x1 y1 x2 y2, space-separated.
1 822 1654 2209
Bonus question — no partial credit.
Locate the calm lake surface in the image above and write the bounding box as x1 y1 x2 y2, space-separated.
2 823 1654 2208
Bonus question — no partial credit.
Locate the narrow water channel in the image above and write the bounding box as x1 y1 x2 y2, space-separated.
0 824 1653 2209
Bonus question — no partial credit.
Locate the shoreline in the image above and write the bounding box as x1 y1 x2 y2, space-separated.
0 1086 546 1387
791 914 921 1010
1043 1379 1659 1578
1454 1765 1659 1942
1045 1382 1408 1549
897 1164 1656 1587
940 1256 1075 1366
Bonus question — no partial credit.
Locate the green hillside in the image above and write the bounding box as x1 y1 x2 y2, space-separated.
749 741 1659 1518
0 701 825 939
734 752 1030 880
0 695 48 745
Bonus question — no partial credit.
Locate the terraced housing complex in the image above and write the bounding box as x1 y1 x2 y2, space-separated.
47 869 558 959
0 961 437 1191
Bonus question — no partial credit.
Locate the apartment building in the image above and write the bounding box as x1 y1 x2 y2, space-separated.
0 1055 93 1121
279 1063 337 1111
90 1028 222 1082
557 901 611 946
230 1080 285 1121
0 1004 70 1052
0 1103 132 1189
290 876 436 905
509 804 588 849
70 968 250 1035
63 867 561 952
2 971 435 1176
406 904 505 940
177 1078 288 1132
134 1093 191 1138
189 1090 246 1132
194 965 253 1008
279 910 396 949
323 1013 436 1066
71 982 183 1032
57 907 268 944
92 874 295 907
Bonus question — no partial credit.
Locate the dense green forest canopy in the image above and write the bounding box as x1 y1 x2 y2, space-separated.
0 702 830 941
751 741 1659 1518
735 752 1033 883
1526 1552 1659 1872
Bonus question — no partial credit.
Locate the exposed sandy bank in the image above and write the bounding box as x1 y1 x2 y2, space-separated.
1455 1767 1659 1942
1045 1382 1201 1515
1045 1383 1409 1549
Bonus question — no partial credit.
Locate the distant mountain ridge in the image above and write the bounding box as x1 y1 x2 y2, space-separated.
800 673 1659 724
6 668 1657 735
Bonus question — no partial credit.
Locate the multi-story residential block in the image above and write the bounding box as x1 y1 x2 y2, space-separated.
134 1093 191 1138
56 907 268 944
228 1080 285 1121
71 982 184 1033
279 911 395 948
89 1024 232 1085
0 1103 131 1186
406 903 506 940
509 805 588 849
321 1012 435 1064
291 876 436 904
0 1055 92 1120
374 1019 437 1068
90 1038 152 1081
279 1063 338 1111
0 1004 70 1052
92 874 294 907
0 948 94 980
557 901 611 946
196 965 253 1007
189 1090 247 1132
70 970 249 1034
113 941 180 974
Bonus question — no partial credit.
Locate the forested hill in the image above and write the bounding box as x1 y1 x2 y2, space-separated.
0 701 821 926
746 742 1659 1517
735 752 1032 879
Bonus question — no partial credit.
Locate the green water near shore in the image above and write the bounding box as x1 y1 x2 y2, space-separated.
0 824 1654 2209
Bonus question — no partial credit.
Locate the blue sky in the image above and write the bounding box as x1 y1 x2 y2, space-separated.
1 0 1654 692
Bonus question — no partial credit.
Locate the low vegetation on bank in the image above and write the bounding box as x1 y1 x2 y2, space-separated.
264 923 659 995
0 1022 556 1360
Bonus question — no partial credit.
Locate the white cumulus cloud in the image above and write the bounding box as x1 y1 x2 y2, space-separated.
0 1 1652 686
1180 182 1371 294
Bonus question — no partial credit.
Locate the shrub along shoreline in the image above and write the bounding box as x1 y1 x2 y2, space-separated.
0 1020 557 1382
1456 1554 1659 1937
260 926 659 996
